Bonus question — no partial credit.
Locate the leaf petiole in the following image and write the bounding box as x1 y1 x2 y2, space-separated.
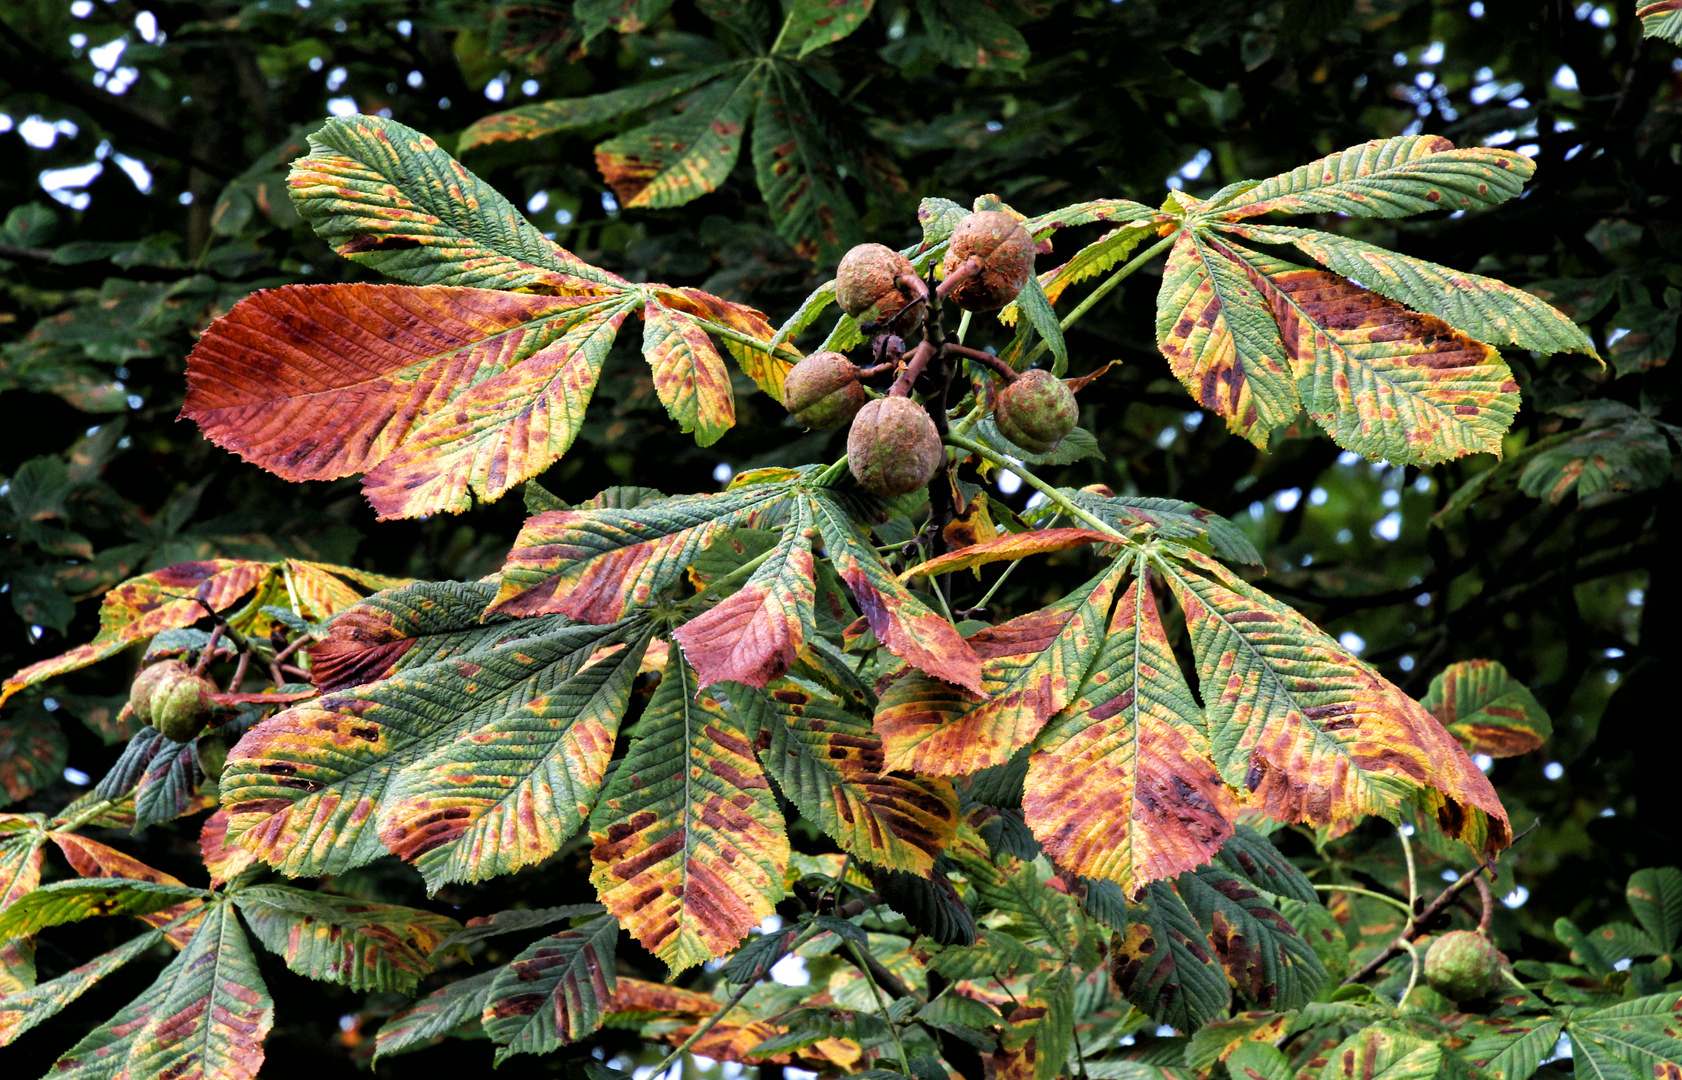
943 432 1128 542
1021 231 1176 370
1312 883 1415 920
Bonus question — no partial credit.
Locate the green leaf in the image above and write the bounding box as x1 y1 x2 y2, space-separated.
1516 411 1676 505
0 711 66 807
50 902 273 1080
1315 1025 1442 1080
1569 990 1682 1079
289 114 627 293
1638 1 1682 45
435 904 606 950
221 618 631 878
1177 862 1326 1010
1215 825 1319 903
753 66 865 261
1207 135 1533 221
1224 223 1596 357
916 0 1031 71
1112 878 1233 1031
481 912 621 1061
0 878 207 940
0 928 164 1047
459 65 736 152
1628 867 1682 954
596 68 762 210
1227 1040 1295 1080
1013 273 1067 371
1569 1032 1643 1080
870 867 976 946
234 884 460 992
781 0 874 56
731 678 959 874
373 969 498 1060
1278 897 1350 983
1460 1017 1565 1080
1421 659 1553 758
587 653 788 972
994 965 1075 1080
1060 489 1261 564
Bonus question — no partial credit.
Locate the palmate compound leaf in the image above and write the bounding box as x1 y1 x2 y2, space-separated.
1156 229 1520 461
587 651 788 972
232 884 459 992
182 283 638 520
1153 546 1510 855
480 911 620 1061
220 613 640 883
1 559 270 706
874 560 1128 776
1567 990 1682 1078
1023 560 1237 896
730 677 959 875
1421 659 1553 758
48 901 272 1080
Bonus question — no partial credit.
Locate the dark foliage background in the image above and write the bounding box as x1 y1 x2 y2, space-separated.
0 0 1676 1073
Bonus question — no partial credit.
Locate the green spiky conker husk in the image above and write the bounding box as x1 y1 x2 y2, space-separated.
836 243 922 332
782 351 869 430
847 397 943 497
152 669 218 743
942 211 1035 312
129 659 189 724
1424 930 1507 1000
995 369 1078 453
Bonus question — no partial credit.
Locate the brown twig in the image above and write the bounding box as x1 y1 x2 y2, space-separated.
944 342 1018 383
226 650 250 694
1342 818 1538 985
935 256 983 301
193 625 225 676
1475 874 1495 934
889 341 935 398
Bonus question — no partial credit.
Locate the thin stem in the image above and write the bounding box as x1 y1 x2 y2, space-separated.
1022 231 1175 369
648 978 759 1076
845 938 910 1070
815 455 850 485
1399 938 1424 1008
956 309 972 344
1399 826 1419 916
767 9 797 54
889 341 934 398
1312 883 1416 921
689 313 783 357
971 513 1061 612
945 343 1018 383
51 796 120 834
944 433 1127 542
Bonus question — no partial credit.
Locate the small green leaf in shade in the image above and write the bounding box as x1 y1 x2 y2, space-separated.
0 878 207 940
1637 1 1682 44
459 65 736 152
1459 1017 1566 1080
480 911 620 1061
781 0 874 56
1627 867 1682 954
234 884 459 992
0 709 66 806
1420 659 1553 758
752 66 865 261
595 69 761 211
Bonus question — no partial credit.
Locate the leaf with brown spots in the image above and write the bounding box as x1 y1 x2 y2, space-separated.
1206 135 1532 221
0 878 208 941
732 678 958 875
1567 990 1682 1079
990 966 1075 1080
752 66 864 262
459 65 737 153
182 283 637 520
781 0 874 56
0 816 44 914
0 710 66 806
220 618 627 878
673 505 817 689
233 884 459 992
490 479 803 622
281 560 410 624
875 562 1127 776
1109 878 1232 1033
377 624 650 887
289 113 626 294
596 69 761 210
900 528 1117 581
809 493 984 695
479 911 619 1061
2 559 270 706
373 968 499 1061
0 927 166 1048
1154 547 1510 857
1223 224 1596 358
1317 1024 1442 1080
1155 228 1302 447
1641 1 1682 43
641 291 736 446
1024 566 1235 895
199 810 257 888
50 834 202 946
1421 659 1553 758
652 285 802 401
48 901 272 1080
587 652 788 972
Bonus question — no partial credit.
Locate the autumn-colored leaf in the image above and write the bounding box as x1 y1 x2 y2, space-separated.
1421 659 1553 758
596 69 761 210
782 0 874 56
1316 1025 1442 1080
0 928 166 1048
876 562 1127 775
1205 135 1532 221
752 66 863 262
0 878 208 940
642 291 736 444
373 968 498 1060
51 834 202 946
2 560 270 706
733 678 959 874
200 809 257 888
491 480 802 621
652 285 801 401
480 911 619 1060
48 901 272 1080
900 528 1116 580
183 283 635 520
1024 568 1234 894
459 65 736 152
674 512 816 689
234 884 459 992
809 493 984 695
990 967 1075 1080
289 113 626 294
1155 548 1509 855
282 559 410 622
588 653 788 972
